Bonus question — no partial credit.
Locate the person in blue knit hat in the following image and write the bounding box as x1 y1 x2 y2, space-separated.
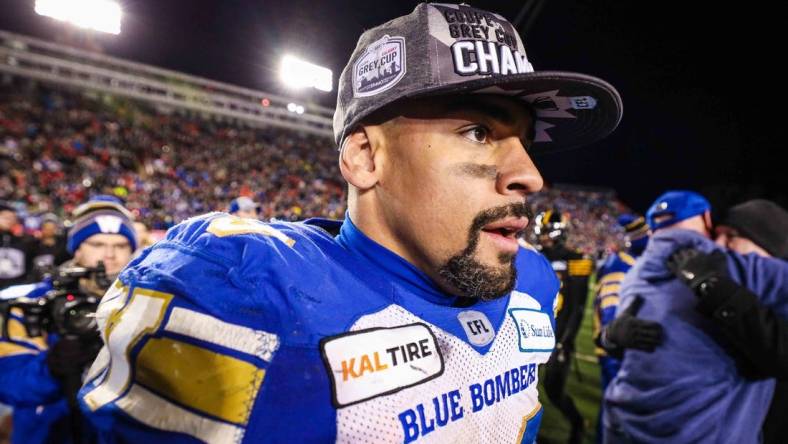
0 195 137 444
66 195 137 278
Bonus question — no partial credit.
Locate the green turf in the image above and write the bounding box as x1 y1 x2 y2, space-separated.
537 279 603 444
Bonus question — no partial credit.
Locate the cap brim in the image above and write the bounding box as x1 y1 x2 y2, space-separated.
412 71 623 154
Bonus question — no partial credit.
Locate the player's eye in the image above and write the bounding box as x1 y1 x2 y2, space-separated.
460 125 490 144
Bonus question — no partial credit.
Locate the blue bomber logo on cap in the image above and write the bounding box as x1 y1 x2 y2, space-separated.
646 191 711 231
335 2 623 153
66 195 137 254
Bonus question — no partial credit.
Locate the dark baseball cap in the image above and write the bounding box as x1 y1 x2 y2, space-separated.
721 199 788 259
334 3 623 153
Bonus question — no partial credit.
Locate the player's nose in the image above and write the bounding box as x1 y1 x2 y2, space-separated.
495 137 543 197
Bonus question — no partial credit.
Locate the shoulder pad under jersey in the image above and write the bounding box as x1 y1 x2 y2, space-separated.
515 247 560 312
117 213 338 327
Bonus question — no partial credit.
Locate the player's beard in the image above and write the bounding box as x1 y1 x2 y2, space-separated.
438 203 530 302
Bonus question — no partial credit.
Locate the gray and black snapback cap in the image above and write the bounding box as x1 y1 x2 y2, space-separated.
334 3 623 153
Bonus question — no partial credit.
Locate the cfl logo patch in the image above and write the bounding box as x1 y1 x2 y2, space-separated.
458 310 495 347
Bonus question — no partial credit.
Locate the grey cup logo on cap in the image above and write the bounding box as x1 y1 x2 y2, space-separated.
353 35 407 98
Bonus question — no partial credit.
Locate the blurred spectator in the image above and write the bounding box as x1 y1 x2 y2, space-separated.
133 221 154 250
593 214 660 442
228 196 261 219
533 209 594 444
604 191 788 443
0 195 138 444
528 186 627 259
668 199 788 444
0 202 36 289
31 213 69 277
715 199 788 259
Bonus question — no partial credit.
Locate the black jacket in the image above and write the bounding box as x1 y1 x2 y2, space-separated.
541 244 594 349
696 276 788 444
0 230 37 290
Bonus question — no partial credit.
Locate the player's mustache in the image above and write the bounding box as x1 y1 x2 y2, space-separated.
470 203 532 235
462 203 532 253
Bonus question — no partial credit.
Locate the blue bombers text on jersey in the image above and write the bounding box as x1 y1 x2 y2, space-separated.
79 213 559 443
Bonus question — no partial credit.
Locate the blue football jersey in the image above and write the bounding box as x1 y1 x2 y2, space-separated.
79 213 559 443
593 251 637 389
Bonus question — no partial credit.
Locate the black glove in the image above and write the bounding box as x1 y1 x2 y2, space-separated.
46 335 102 381
667 248 729 292
602 296 664 354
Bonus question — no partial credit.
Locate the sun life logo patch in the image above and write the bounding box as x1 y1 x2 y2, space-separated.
508 308 555 353
352 35 406 98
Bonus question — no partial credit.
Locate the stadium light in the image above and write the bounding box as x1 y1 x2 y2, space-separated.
287 103 305 114
280 55 332 92
35 0 122 35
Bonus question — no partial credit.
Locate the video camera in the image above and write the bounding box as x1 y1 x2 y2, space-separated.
0 263 109 340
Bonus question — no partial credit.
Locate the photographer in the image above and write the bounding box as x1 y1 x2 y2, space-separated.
0 196 137 444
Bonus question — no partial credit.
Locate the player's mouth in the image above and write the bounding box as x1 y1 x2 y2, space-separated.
480 217 529 254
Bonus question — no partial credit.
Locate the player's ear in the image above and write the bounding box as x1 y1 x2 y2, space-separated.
339 125 381 191
703 210 714 237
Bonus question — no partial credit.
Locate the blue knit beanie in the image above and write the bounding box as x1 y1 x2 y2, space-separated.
67 195 137 254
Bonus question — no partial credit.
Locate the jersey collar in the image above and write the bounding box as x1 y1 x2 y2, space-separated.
337 216 461 306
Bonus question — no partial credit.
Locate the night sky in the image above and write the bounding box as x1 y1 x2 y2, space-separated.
0 0 783 215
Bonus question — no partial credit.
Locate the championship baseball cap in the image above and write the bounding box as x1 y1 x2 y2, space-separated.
67 195 137 254
229 196 261 215
646 191 711 231
720 199 788 259
334 3 623 153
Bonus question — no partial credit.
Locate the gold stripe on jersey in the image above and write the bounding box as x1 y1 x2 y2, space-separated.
5 308 47 350
135 337 264 425
516 402 543 442
84 288 174 412
207 216 295 247
600 295 619 310
597 272 625 287
84 285 270 442
619 252 636 266
0 341 38 357
599 284 621 298
554 293 564 317
568 259 593 276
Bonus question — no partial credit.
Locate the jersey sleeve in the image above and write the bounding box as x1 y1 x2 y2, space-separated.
515 246 561 326
0 307 60 407
79 214 292 443
593 271 625 355
727 251 788 319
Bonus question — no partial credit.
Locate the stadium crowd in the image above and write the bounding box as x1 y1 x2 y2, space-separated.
1 79 628 257
0 79 346 230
